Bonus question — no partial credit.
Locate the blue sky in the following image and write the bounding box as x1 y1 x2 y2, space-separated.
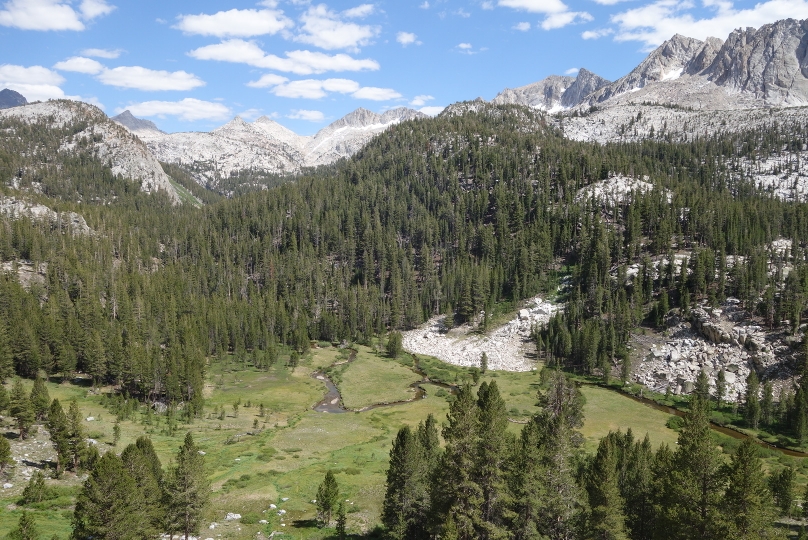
0 0 805 135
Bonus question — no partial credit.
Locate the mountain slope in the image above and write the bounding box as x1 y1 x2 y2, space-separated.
0 88 27 109
112 110 164 135
492 69 611 111
0 100 181 203
131 107 428 189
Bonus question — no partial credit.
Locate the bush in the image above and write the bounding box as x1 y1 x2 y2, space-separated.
240 513 261 524
666 415 685 431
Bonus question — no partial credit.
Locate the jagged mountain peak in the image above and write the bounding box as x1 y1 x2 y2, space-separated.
0 88 27 109
111 110 164 134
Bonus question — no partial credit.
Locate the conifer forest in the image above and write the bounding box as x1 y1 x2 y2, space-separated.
3 102 808 538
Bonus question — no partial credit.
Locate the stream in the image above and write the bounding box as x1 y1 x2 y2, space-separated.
311 351 454 414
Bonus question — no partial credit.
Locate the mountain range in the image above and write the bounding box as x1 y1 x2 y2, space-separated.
2 17 808 202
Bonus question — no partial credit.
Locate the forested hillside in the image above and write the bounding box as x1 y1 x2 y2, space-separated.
2 101 808 537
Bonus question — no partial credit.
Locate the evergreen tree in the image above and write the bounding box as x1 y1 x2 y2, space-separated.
586 436 629 540
22 470 49 504
760 382 774 427
121 437 164 536
386 331 403 359
716 369 726 410
316 470 340 527
47 399 70 476
745 371 761 429
0 384 8 413
9 378 34 440
336 501 347 540
722 439 778 539
382 424 433 539
164 433 210 540
29 376 50 421
475 381 510 539
0 321 13 383
768 466 794 517
7 511 38 540
72 452 149 540
0 435 12 472
67 399 85 471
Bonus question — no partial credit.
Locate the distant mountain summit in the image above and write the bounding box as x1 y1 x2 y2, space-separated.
0 89 27 109
111 110 164 134
492 69 610 111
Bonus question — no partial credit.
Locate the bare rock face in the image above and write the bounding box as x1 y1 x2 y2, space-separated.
702 18 808 104
492 75 576 110
561 69 611 107
587 34 706 105
111 110 163 135
0 88 27 109
685 37 725 75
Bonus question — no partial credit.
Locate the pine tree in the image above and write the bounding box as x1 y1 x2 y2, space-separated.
386 331 403 359
0 384 8 413
9 378 34 439
316 470 340 527
768 466 794 517
586 436 629 540
121 437 164 537
382 425 432 539
72 451 149 540
722 439 778 539
476 381 510 539
0 435 12 472
29 376 50 421
164 432 210 540
480 352 488 374
716 369 726 410
760 382 774 427
336 501 347 540
22 470 49 504
0 320 13 383
8 511 39 540
47 399 70 476
745 371 761 429
67 399 85 471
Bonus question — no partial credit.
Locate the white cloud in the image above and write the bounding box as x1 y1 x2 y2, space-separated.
420 1 430 8
239 108 263 120
295 4 380 51
458 42 473 49
174 8 292 37
419 105 445 116
497 0 568 13
53 56 105 75
271 78 361 99
98 66 205 91
611 0 808 48
513 21 531 31
564 67 580 75
0 64 68 101
0 0 113 31
247 73 290 88
343 4 375 18
541 10 592 29
352 86 402 101
410 94 433 106
592 0 633 4
397 31 420 46
79 0 114 19
454 8 471 17
81 48 122 58
120 98 231 122
481 2 494 9
189 39 379 75
582 28 614 39
288 109 325 121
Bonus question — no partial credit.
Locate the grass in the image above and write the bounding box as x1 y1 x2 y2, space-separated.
332 347 421 409
0 347 717 539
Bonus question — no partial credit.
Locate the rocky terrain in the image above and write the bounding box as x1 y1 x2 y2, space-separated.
0 196 92 235
492 69 610 112
0 88 26 109
402 296 559 372
632 300 796 400
0 101 181 203
575 174 672 205
120 107 427 189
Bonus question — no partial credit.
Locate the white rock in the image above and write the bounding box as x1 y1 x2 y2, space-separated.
3 483 12 489
225 513 241 521
86 417 94 421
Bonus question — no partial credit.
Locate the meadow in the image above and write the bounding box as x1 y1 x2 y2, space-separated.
0 345 700 539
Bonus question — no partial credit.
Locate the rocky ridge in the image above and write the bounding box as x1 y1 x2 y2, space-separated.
0 101 181 203
124 107 427 189
492 69 610 112
0 88 27 109
0 195 92 235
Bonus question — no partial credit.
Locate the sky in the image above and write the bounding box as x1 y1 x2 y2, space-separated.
0 0 805 135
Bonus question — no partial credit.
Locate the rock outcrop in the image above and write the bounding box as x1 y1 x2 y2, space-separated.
0 88 27 109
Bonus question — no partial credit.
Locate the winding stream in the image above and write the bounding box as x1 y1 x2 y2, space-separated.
311 351 453 414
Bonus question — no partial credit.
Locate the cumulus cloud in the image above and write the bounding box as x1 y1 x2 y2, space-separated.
419 105 445 116
247 73 290 88
611 0 808 48
582 28 614 39
458 42 472 49
0 0 114 31
397 31 420 46
342 4 375 18
410 94 434 106
287 109 325 121
513 21 531 31
564 67 580 75
295 4 380 51
497 0 591 29
53 56 105 75
120 98 231 122
271 78 361 99
0 64 67 101
189 39 379 75
352 86 402 101
174 8 292 37
98 66 205 91
81 48 122 58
